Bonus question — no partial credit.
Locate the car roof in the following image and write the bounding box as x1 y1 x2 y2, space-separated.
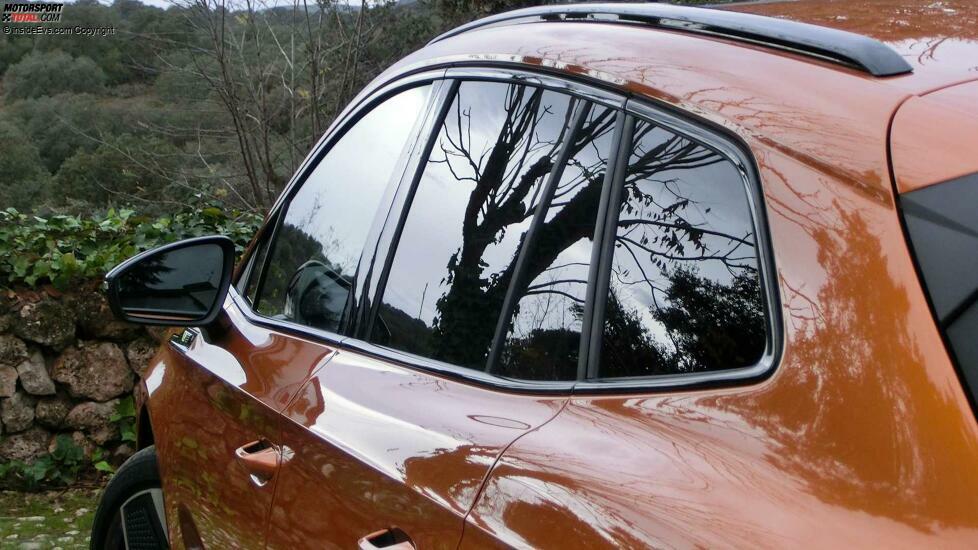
360 2 974 200
376 17 890 199
725 0 978 94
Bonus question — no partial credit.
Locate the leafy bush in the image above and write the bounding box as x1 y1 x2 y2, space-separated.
111 396 137 445
55 134 191 212
3 50 106 99
8 93 128 174
0 118 51 210
0 206 262 289
0 435 87 491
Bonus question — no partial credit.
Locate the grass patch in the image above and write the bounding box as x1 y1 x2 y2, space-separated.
0 487 102 549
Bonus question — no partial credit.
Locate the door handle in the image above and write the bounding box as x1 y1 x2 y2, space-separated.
358 527 415 550
234 439 280 486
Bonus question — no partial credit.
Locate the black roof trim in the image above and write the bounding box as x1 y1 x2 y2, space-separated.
428 3 913 77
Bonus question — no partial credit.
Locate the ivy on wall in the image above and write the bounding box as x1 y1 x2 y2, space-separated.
0 206 263 289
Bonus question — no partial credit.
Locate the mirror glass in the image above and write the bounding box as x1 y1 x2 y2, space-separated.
281 260 351 330
116 243 225 322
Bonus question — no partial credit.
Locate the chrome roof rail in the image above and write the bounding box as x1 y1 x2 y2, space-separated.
428 3 913 77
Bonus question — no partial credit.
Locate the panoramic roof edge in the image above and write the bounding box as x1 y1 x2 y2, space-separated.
428 3 914 77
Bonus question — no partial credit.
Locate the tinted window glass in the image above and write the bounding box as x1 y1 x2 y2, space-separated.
900 172 978 408
243 233 270 304
600 119 765 377
254 85 430 331
371 82 582 371
495 105 617 381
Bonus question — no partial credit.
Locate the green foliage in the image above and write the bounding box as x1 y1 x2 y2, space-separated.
154 58 215 102
432 0 554 24
110 396 138 444
0 206 262 290
7 93 125 174
91 448 116 475
0 435 86 491
0 117 51 210
0 0 566 216
0 32 32 74
3 50 107 99
55 134 191 212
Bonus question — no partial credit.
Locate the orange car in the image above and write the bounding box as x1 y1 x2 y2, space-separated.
90 1 978 548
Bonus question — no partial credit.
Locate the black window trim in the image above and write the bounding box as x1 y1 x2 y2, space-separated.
230 64 782 395
483 99 592 377
573 98 782 392
230 70 449 347
360 79 460 341
584 114 634 380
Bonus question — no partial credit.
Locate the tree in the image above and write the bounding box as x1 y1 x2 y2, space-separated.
8 94 127 174
432 0 553 26
3 51 107 99
0 118 51 210
54 135 197 214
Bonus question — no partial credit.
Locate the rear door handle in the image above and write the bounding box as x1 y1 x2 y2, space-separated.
358 527 415 550
234 439 280 486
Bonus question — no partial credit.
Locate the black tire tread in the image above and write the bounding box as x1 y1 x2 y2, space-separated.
90 445 163 550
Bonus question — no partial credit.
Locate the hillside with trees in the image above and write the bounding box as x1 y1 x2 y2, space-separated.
0 0 543 216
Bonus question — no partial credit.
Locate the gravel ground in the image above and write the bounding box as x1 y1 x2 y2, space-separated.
0 488 101 549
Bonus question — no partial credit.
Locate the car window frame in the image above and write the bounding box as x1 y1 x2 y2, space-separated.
232 64 781 394
231 72 449 345
574 98 782 392
357 72 625 391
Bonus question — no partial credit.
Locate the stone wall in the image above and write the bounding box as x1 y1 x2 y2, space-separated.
0 283 160 467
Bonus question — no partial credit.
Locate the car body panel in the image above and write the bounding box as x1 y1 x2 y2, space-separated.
263 345 566 549
890 80 978 193
132 1 978 547
461 123 978 548
727 0 978 94
141 299 336 547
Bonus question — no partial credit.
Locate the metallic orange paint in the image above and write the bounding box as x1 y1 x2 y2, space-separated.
890 81 978 193
462 136 978 545
142 301 335 548
729 0 978 94
264 346 565 549
134 1 978 547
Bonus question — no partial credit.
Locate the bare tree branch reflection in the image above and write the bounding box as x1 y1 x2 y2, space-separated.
379 83 765 379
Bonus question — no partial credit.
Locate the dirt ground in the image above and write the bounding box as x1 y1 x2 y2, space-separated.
0 488 100 549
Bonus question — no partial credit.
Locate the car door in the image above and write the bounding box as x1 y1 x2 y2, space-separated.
150 79 442 548
150 306 337 548
455 105 780 548
254 75 623 548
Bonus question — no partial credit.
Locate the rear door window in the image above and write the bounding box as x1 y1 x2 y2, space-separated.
598 118 766 377
493 104 617 381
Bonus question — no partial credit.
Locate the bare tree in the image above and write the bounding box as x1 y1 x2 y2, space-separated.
129 0 409 210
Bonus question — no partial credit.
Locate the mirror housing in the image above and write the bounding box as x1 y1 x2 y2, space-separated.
104 235 236 326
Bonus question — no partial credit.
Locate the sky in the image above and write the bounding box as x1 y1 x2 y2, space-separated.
64 0 376 9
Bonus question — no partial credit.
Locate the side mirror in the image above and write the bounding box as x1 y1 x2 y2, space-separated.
105 236 235 326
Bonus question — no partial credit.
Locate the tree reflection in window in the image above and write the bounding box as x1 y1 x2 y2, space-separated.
495 105 616 381
374 82 589 372
600 120 765 377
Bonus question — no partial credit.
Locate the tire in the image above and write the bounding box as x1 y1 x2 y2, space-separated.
90 445 169 550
